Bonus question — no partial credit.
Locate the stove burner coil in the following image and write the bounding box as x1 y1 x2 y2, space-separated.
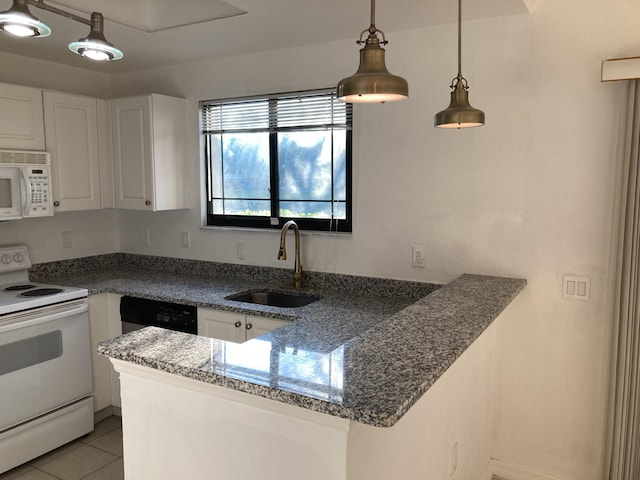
4 284 37 292
19 288 64 297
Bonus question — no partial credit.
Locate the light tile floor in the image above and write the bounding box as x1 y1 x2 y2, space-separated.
0 417 123 480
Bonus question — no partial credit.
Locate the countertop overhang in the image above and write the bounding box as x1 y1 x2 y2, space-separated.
92 271 525 427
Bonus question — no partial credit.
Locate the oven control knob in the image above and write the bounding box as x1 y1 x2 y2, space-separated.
13 253 24 263
1 254 11 265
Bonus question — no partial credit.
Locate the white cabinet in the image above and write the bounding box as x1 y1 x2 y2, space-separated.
111 94 187 211
197 307 289 343
88 293 122 415
43 91 112 211
0 83 45 150
246 314 289 341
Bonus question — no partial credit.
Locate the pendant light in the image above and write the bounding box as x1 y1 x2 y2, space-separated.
0 0 51 38
0 0 123 61
337 0 408 103
434 0 484 128
69 12 123 61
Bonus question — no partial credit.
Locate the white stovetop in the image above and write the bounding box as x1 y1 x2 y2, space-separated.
0 245 87 316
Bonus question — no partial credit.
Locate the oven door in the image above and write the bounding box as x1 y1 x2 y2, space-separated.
0 299 92 432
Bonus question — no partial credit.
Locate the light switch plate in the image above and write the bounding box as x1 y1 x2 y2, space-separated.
563 275 591 301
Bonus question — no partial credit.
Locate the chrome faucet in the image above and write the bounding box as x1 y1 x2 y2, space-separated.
278 220 302 289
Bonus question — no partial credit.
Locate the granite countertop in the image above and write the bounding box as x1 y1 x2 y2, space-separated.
82 267 526 427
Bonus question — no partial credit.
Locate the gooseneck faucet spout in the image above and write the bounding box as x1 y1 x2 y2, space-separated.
278 220 303 289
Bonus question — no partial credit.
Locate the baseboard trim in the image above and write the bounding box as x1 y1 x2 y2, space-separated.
488 459 571 480
93 406 115 423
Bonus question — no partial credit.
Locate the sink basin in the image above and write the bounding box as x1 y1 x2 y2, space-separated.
226 289 321 308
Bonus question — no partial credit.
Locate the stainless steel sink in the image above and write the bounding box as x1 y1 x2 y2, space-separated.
225 289 321 308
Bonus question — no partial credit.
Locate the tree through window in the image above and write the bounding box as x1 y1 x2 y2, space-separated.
201 89 352 232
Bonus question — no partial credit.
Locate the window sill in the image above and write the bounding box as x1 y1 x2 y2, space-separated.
199 225 352 237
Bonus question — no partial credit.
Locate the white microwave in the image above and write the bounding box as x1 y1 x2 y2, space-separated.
0 152 53 220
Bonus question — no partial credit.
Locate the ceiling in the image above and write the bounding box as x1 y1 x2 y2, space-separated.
0 0 529 74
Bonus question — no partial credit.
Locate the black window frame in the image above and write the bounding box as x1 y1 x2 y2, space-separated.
201 88 353 233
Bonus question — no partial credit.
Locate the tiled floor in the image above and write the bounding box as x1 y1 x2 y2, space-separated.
0 416 123 480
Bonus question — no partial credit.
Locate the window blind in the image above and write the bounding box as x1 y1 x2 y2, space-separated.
200 89 352 134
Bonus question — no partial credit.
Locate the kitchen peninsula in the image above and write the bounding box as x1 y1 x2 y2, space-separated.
34 255 525 479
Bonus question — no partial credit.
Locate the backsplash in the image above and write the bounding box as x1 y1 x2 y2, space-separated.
30 253 441 300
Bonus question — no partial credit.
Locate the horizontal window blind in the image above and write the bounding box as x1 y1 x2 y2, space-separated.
201 89 352 134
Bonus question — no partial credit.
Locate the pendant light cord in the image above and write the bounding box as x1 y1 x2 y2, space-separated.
357 0 388 45
457 0 462 77
370 0 375 28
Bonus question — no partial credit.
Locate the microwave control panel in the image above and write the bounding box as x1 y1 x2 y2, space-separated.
24 166 52 217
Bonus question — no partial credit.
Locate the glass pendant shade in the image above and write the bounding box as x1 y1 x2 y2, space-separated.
337 0 408 103
0 0 51 37
69 12 123 61
434 76 484 128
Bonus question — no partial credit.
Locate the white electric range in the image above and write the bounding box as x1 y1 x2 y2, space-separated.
0 245 93 474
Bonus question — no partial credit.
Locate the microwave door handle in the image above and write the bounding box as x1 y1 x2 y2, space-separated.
20 168 32 214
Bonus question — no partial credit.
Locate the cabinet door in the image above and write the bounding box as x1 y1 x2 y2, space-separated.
0 83 45 150
197 308 245 343
43 91 101 211
245 315 289 341
111 95 154 210
149 94 187 211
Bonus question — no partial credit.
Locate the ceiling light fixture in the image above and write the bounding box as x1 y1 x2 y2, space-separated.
337 0 408 103
69 12 123 61
0 0 123 61
434 0 484 129
0 0 50 37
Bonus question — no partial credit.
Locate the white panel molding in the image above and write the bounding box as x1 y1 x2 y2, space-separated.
488 459 572 480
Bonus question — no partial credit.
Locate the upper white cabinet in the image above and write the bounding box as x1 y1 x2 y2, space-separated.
111 94 187 211
0 83 45 150
43 91 111 212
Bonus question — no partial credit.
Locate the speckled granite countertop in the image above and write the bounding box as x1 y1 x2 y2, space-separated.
88 269 525 427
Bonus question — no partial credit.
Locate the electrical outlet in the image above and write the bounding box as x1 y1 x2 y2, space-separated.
412 246 425 268
236 242 246 260
181 232 190 248
62 231 72 248
142 228 150 246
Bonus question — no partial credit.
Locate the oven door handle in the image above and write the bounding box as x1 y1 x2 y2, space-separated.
0 301 88 333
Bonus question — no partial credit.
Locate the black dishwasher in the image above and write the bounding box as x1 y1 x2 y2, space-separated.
120 296 197 335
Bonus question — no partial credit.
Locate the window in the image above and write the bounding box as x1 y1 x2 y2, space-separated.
201 89 352 232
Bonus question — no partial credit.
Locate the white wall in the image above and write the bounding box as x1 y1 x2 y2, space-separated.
3 0 640 477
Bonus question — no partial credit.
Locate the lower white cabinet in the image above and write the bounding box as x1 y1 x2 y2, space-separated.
197 307 289 343
88 293 122 413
